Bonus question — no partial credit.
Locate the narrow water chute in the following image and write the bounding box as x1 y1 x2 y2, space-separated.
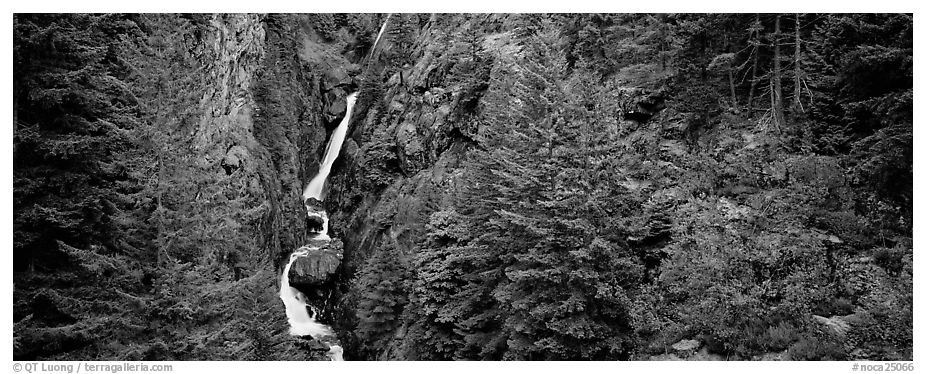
303 92 359 203
280 14 389 362
279 249 334 338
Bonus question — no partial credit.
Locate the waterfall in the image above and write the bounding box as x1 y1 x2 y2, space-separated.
302 92 358 205
280 251 345 361
281 92 357 362
279 248 344 361
279 249 334 338
280 14 388 362
368 13 391 60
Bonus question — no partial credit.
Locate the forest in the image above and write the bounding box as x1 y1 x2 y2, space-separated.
13 13 912 361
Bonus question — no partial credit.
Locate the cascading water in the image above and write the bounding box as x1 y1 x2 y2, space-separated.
279 249 344 360
279 14 389 362
279 248 334 338
303 93 358 207
278 93 357 361
368 13 391 60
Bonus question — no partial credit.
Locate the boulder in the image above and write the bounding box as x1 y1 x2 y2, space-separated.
306 214 325 233
812 314 852 337
671 339 701 357
288 248 342 288
304 197 324 213
324 88 349 125
319 66 359 126
221 145 249 174
304 235 335 250
294 336 331 352
304 198 327 232
343 138 360 159
321 67 352 93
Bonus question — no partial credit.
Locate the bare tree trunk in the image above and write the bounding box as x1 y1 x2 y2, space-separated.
772 15 785 131
769 79 782 134
728 68 738 109
156 151 165 266
725 34 738 108
792 13 804 113
747 14 761 118
155 49 165 266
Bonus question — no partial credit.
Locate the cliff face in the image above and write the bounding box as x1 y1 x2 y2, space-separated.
182 13 316 269
199 13 368 268
330 15 479 261
12 13 349 360
314 15 494 359
307 14 912 361
189 13 385 359
13 13 909 361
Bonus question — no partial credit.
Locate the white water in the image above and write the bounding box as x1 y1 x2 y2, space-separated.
302 93 359 204
279 248 344 361
279 249 333 338
368 13 392 60
281 15 389 361
282 92 359 362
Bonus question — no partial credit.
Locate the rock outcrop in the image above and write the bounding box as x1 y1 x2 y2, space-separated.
617 87 666 123
289 239 344 289
671 339 701 358
322 67 358 126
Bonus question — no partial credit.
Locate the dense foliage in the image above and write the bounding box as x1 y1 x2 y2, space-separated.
345 13 912 361
14 13 912 361
13 14 324 361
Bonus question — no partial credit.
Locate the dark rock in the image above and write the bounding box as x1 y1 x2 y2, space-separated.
288 248 342 288
321 67 352 93
304 197 327 232
294 336 331 352
320 65 359 126
221 145 249 175
304 197 324 212
618 88 666 123
306 214 325 233
324 88 349 125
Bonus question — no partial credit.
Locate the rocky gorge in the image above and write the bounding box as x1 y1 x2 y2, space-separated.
13 13 912 361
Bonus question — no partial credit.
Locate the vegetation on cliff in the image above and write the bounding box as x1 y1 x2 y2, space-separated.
13 13 912 361
339 13 912 361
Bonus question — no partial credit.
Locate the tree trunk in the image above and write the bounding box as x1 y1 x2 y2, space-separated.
747 14 760 118
792 13 804 113
156 151 165 266
772 15 785 131
725 34 738 108
155 53 165 266
728 68 738 109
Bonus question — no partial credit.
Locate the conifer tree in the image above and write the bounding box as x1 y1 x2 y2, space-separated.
461 19 642 360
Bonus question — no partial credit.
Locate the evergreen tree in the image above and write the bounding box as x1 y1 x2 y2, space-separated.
353 244 409 357
460 19 643 360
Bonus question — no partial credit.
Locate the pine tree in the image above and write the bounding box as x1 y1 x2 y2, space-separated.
14 13 148 270
460 19 642 360
13 14 155 359
354 244 409 356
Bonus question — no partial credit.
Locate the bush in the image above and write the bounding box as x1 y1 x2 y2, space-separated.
789 333 847 361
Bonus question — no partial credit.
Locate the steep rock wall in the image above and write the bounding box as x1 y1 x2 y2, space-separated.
321 14 672 359
187 13 369 359
321 14 493 358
